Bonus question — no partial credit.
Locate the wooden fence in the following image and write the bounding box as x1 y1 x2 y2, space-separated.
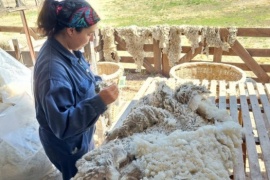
3 26 270 83
92 27 270 83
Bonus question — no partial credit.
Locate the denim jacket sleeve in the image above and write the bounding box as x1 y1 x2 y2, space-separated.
40 79 107 140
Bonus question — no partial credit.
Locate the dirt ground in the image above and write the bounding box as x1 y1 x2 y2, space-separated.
120 72 156 100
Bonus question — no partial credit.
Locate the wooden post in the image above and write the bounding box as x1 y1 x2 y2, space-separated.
153 39 162 73
19 9 36 65
12 39 21 61
84 42 91 62
162 54 170 77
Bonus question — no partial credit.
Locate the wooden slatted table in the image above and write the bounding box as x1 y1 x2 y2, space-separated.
111 77 270 180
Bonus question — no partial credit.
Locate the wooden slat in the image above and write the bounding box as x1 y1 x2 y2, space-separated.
239 83 263 180
257 83 270 129
181 46 270 57
201 79 209 90
231 39 269 83
209 80 217 104
246 83 270 179
218 81 227 109
237 28 270 37
264 84 270 100
228 82 246 180
120 56 154 63
143 58 156 73
178 42 203 63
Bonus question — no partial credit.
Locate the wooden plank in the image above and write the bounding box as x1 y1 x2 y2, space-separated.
218 81 227 109
228 82 246 180
143 58 156 73
264 83 270 100
181 46 270 57
201 79 209 89
19 10 36 65
12 39 21 60
83 42 91 62
230 39 269 83
239 83 263 180
178 42 203 63
153 39 162 73
237 28 270 37
256 83 270 129
209 80 217 104
213 47 222 62
162 54 171 77
110 77 154 130
119 56 154 63
246 82 270 179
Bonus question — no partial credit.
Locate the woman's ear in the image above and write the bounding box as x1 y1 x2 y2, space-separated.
66 28 74 36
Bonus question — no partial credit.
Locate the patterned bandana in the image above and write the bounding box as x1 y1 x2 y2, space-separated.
57 4 100 28
68 6 100 28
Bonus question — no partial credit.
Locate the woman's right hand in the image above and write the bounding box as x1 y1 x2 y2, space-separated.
98 84 119 105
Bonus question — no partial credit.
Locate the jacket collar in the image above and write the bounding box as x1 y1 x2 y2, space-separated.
48 37 83 65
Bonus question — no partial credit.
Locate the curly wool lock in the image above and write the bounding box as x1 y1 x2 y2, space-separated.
116 26 152 72
101 26 120 62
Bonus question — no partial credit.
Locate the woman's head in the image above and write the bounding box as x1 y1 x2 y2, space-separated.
37 0 100 37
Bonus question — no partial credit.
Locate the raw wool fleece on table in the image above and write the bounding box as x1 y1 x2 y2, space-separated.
72 78 243 180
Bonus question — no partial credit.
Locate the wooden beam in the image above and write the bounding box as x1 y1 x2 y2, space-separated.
153 39 162 73
221 28 269 82
0 26 40 40
231 40 269 82
213 47 222 62
178 42 203 63
12 39 21 61
20 10 35 65
143 58 156 73
162 54 170 77
237 28 270 37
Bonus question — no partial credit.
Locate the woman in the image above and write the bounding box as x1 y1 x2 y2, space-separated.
33 0 119 179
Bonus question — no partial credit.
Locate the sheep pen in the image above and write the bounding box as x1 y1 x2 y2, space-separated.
72 78 243 180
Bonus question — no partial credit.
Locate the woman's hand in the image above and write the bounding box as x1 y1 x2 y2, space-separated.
98 84 119 105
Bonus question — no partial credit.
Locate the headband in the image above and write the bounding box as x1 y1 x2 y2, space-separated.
57 4 100 28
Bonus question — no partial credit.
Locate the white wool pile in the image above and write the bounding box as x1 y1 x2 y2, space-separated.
101 26 120 62
116 26 152 72
0 48 53 180
73 78 243 179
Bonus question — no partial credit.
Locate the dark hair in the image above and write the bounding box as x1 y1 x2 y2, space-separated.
37 0 96 37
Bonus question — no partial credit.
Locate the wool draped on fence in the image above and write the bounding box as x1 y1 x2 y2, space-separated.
90 25 270 83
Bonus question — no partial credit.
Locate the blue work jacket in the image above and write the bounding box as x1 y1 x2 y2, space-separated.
33 37 107 158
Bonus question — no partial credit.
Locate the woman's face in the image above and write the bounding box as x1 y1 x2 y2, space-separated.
68 24 98 51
